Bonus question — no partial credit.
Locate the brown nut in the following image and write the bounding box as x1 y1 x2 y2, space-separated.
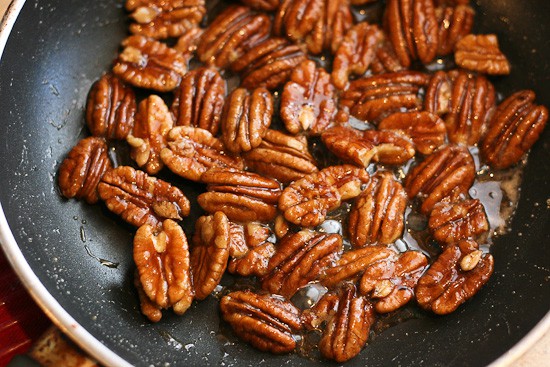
361 130 415 165
429 199 489 244
481 90 548 169
171 67 226 136
455 34 511 75
220 290 303 354
239 0 280 12
370 39 406 75
261 231 343 298
404 145 475 214
221 87 273 154
113 35 187 92
280 60 339 136
98 166 190 228
385 0 439 67
190 212 230 300
127 95 174 175
173 26 204 55
348 172 408 248
85 74 136 140
359 250 428 313
436 5 475 56
340 71 430 123
198 168 282 222
231 38 307 91
161 126 244 182
134 220 194 316
228 222 276 277
416 240 494 315
126 0 206 40
301 291 341 330
134 270 162 322
197 5 271 69
58 137 112 204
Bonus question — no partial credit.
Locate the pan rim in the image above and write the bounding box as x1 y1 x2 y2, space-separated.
0 0 548 366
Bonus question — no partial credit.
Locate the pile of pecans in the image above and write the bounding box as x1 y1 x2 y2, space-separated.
57 0 548 362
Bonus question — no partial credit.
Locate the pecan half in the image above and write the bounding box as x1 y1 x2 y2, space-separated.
197 5 271 69
220 290 303 354
127 95 173 175
134 220 193 317
239 0 280 12
280 60 339 136
171 67 226 135
348 172 407 248
173 26 203 54
416 240 494 314
302 291 341 330
429 199 489 244
58 137 112 204
221 87 273 154
378 111 447 155
436 4 475 56
135 270 162 322
228 222 276 277
190 212 230 300
243 129 318 184
113 35 187 92
404 145 475 214
455 34 511 75
86 74 136 140
481 90 549 169
370 39 406 75
98 166 190 227
262 231 343 298
198 168 282 222
161 126 244 182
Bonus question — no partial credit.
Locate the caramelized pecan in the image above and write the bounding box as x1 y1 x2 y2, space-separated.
436 4 475 56
455 34 511 75
135 270 162 322
173 26 203 54
228 222 276 277
302 291 340 330
429 199 489 244
239 0 280 12
370 39 406 75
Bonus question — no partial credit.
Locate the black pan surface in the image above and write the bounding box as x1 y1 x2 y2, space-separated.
0 0 549 366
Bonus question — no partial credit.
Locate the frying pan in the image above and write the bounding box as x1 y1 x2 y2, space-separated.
0 0 549 366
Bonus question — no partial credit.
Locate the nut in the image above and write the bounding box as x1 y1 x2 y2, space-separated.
302 291 341 330
280 60 339 136
190 212 230 300
171 67 226 136
429 199 489 244
134 270 162 322
220 290 303 354
361 130 415 165
228 222 276 277
370 39 406 75
404 145 475 214
455 34 511 75
113 35 187 92
58 137 112 204
481 90 548 169
127 95 174 175
221 87 273 154
243 129 318 184
161 126 245 182
239 0 280 11
98 166 190 228
85 74 136 140
348 172 408 247
173 26 204 54
416 240 494 315
436 4 475 56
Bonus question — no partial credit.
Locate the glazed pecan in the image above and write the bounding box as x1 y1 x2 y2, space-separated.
171 67 226 135
361 130 415 165
455 34 511 75
301 291 340 330
435 0 470 5
198 168 282 222
126 0 206 39
58 137 112 204
370 39 406 75
98 166 190 228
228 222 276 277
197 5 271 69
340 71 430 123
220 290 303 354
173 26 203 54
332 23 385 90
113 35 187 92
127 95 173 175
221 87 273 154
231 38 307 90
280 60 338 136
385 0 439 67
359 250 428 313
86 74 136 140
274 214 290 239
429 199 489 244
134 219 194 317
416 240 494 315
135 270 162 322
348 172 407 248
239 0 280 12
404 145 475 214
161 126 244 182
262 231 343 298
481 90 549 169
436 4 475 56
378 111 446 155
190 212 230 300
243 129 318 184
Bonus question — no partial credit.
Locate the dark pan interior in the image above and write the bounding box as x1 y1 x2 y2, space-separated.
0 0 549 366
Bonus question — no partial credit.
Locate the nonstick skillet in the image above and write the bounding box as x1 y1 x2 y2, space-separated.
0 0 549 366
